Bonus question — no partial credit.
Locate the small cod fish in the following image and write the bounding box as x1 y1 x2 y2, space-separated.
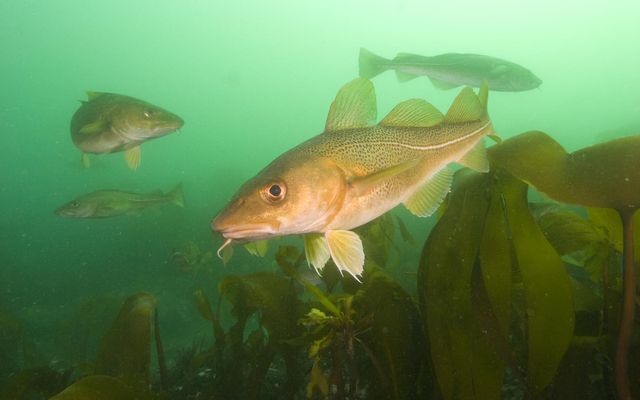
212 78 495 279
360 48 542 92
70 92 184 170
55 184 185 218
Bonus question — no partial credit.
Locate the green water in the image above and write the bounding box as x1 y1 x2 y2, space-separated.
1 1 640 399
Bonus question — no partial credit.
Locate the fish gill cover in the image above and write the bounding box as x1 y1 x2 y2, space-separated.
1 1 639 399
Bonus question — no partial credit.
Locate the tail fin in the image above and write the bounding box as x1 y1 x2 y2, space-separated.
167 183 185 208
359 48 391 79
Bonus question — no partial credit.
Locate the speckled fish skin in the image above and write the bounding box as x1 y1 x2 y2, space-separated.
286 121 491 231
70 92 184 154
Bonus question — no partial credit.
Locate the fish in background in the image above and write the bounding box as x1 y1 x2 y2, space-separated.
55 184 185 218
359 48 542 92
212 78 495 280
70 92 184 170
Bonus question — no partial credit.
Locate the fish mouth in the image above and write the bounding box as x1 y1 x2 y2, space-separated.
213 224 277 261
213 224 277 240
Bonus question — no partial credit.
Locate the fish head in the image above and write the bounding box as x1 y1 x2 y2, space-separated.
212 156 346 242
112 98 184 141
54 197 97 218
491 65 542 91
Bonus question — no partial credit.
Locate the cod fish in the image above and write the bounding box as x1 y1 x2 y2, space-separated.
55 184 185 218
212 78 495 280
70 92 184 170
360 48 542 92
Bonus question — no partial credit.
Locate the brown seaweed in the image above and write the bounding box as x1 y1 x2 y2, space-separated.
418 168 574 398
489 131 640 399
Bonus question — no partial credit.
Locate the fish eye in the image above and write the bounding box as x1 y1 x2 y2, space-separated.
71 201 79 207
143 109 155 118
263 183 286 203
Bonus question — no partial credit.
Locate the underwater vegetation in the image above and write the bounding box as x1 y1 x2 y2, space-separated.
4 52 637 400
3 127 640 398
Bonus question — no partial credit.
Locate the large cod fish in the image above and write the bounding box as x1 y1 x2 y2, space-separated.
212 78 494 279
70 92 184 170
360 48 542 92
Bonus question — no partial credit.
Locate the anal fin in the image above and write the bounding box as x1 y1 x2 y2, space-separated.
428 77 460 90
395 70 419 82
124 146 141 170
458 140 489 172
325 230 364 281
403 167 453 217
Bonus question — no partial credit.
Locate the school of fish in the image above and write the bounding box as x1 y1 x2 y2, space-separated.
57 49 543 279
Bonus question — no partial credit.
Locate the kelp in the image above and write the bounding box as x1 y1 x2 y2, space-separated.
534 206 614 265
53 294 124 366
418 168 574 399
94 293 163 389
48 375 159 400
190 266 306 399
490 131 640 399
352 268 424 400
299 263 423 400
0 367 72 400
0 306 23 381
0 292 167 400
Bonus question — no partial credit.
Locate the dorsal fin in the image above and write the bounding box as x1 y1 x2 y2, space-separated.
395 70 419 82
86 91 104 101
380 99 444 128
325 78 376 132
444 86 485 123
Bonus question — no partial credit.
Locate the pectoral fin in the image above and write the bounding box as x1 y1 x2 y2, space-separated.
457 140 489 172
244 240 269 257
403 167 453 217
325 230 365 281
79 120 107 135
304 233 331 274
325 78 377 132
350 158 421 193
124 146 141 170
